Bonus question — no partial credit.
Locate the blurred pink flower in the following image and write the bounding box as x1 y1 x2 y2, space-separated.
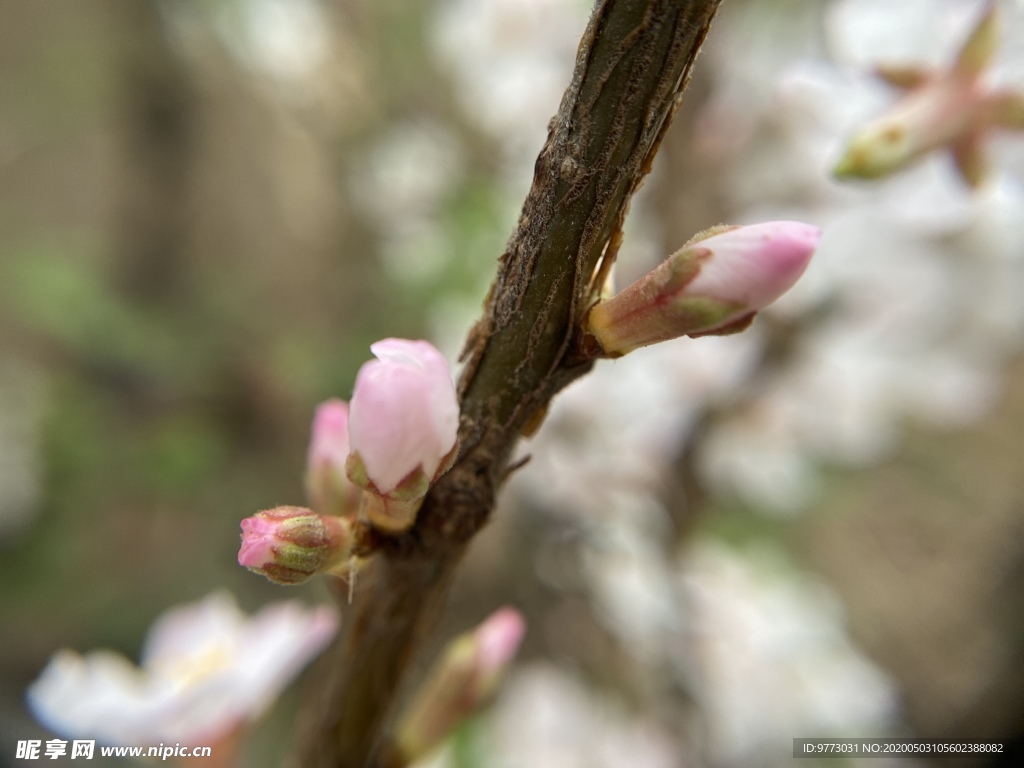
587 221 819 356
26 592 338 746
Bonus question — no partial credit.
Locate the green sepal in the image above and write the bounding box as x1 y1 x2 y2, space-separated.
688 310 756 338
992 91 1024 130
668 295 748 335
345 451 371 490
954 3 999 78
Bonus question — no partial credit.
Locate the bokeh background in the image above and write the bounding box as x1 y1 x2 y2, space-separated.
2 0 1024 766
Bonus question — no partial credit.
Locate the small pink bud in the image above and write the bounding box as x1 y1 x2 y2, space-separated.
474 608 527 677
238 506 353 585
347 339 459 532
396 607 526 761
305 399 359 516
586 221 819 356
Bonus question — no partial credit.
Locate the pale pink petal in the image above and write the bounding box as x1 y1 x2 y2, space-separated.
349 339 459 494
237 516 280 569
475 607 527 675
686 221 820 310
307 399 350 474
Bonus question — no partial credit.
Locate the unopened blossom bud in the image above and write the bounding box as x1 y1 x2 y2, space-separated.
834 3 1021 187
585 221 819 356
238 506 353 585
305 399 360 516
396 608 525 762
347 339 459 534
833 74 983 184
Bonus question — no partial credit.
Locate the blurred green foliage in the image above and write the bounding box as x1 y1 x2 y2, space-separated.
0 1 490 761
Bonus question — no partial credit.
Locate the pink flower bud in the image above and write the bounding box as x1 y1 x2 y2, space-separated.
238 506 353 585
396 607 526 761
346 339 459 533
474 608 528 677
305 399 359 516
833 74 985 183
586 222 819 356
833 4 1014 187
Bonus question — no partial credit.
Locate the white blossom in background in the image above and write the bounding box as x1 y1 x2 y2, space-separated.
691 0 826 170
432 0 590 171
829 0 1024 79
353 124 464 228
408 666 681 768
510 333 760 520
445 650 891 768
701 401 820 514
581 494 684 662
159 0 331 87
350 121 465 283
411 665 681 768
486 664 679 768
27 592 337 745
682 541 898 766
218 0 331 85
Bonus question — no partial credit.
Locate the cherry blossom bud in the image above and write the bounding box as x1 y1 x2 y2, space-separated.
396 608 525 762
833 3 1015 187
585 222 819 356
305 399 360 516
347 339 459 534
238 506 353 585
833 73 985 183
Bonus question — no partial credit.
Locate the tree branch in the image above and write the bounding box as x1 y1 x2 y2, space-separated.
290 2 722 765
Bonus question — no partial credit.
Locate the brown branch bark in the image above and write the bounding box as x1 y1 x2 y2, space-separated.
290 2 722 766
